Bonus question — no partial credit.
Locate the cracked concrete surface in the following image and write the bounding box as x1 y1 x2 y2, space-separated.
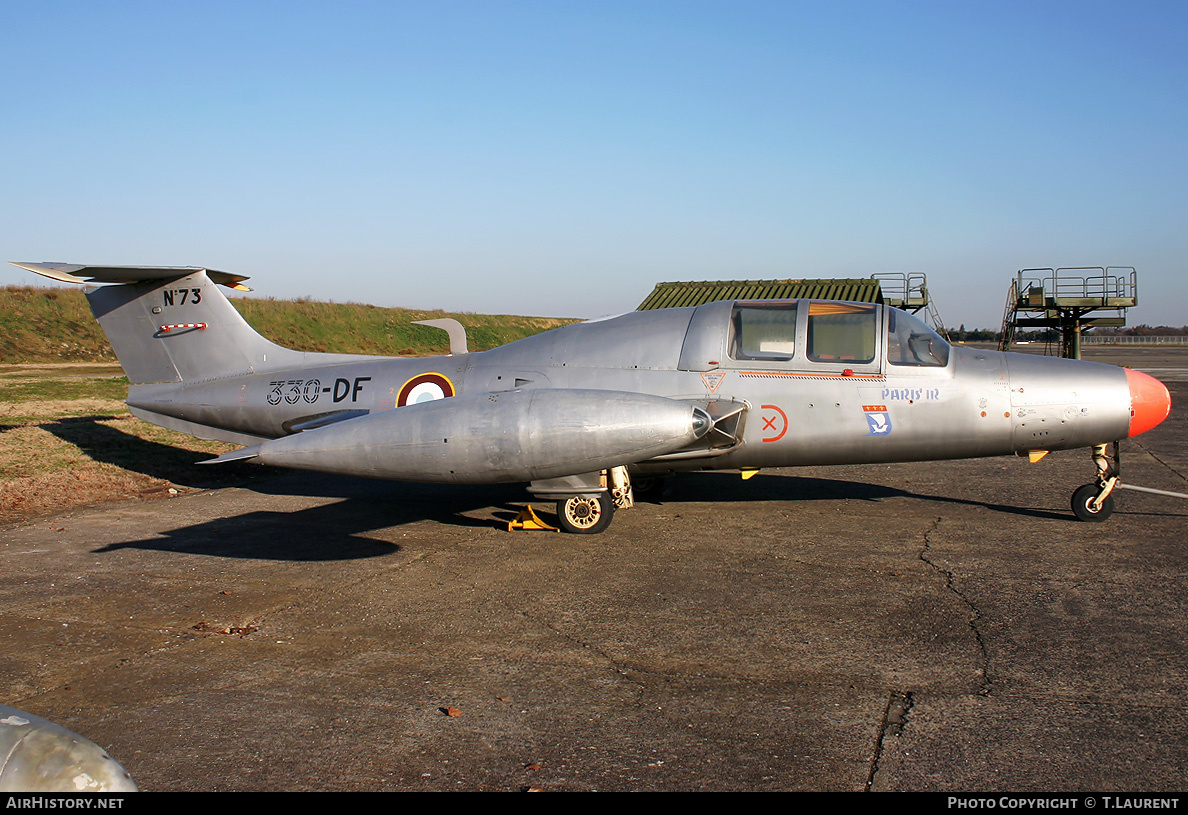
919 517 993 695
866 690 914 790
0 347 1185 790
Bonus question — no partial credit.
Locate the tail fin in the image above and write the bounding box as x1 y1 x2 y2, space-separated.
10 262 304 384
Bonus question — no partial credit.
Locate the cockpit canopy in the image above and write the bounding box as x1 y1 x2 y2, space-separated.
680 299 950 372
886 306 949 367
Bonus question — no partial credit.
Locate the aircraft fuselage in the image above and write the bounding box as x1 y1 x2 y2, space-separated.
129 296 1142 472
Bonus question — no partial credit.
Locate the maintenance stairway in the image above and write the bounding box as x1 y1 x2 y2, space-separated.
999 266 1137 358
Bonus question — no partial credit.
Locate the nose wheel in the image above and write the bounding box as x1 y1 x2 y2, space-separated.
1072 442 1119 522
1072 483 1115 522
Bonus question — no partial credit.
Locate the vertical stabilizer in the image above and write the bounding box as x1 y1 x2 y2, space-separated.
11 262 304 385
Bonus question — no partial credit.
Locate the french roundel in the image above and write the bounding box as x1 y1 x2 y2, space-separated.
397 373 455 407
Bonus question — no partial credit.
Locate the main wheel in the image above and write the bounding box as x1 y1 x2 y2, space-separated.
1072 483 1114 522
556 494 614 534
632 476 672 501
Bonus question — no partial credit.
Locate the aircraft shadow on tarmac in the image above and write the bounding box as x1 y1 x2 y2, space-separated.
89 465 1092 563
197 460 1078 522
42 416 260 489
92 501 400 561
42 404 1176 536
667 473 1184 521
91 479 530 562
49 407 1125 559
651 471 1077 521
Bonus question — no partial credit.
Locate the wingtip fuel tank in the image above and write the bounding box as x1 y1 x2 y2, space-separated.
245 389 712 484
0 705 137 792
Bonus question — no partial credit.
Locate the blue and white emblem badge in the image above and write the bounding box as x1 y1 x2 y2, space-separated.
863 405 892 436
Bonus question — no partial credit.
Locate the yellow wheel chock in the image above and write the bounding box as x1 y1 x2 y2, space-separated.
507 504 560 532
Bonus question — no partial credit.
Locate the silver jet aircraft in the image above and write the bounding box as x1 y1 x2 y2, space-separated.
12 262 1171 534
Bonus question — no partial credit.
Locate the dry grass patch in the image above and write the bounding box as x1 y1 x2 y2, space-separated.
0 369 241 523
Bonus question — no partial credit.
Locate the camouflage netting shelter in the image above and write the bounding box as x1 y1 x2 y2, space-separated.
636 279 884 310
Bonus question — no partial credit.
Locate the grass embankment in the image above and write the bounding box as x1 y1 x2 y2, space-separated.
0 286 576 522
0 285 577 363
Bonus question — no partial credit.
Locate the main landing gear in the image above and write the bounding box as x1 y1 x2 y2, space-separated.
555 493 615 534
630 475 673 502
553 466 639 533
1072 442 1119 522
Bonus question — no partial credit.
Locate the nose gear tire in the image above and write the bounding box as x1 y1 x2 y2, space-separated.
1072 483 1114 522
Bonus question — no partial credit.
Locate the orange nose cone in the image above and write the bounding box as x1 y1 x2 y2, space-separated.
1126 368 1171 437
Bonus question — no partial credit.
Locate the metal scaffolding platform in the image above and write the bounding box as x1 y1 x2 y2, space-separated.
870 272 949 338
998 266 1137 358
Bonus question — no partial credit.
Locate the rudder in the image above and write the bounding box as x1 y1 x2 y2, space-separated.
11 262 303 384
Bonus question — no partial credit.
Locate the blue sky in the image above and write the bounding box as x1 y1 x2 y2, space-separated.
2 1 1184 329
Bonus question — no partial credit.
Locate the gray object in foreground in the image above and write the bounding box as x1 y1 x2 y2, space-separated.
10 262 1172 534
0 705 137 792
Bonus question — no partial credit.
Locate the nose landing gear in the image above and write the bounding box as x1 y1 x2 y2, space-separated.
1072 442 1118 522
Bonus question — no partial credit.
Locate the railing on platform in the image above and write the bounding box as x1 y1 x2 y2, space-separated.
1082 335 1188 345
871 271 928 305
1016 267 1137 305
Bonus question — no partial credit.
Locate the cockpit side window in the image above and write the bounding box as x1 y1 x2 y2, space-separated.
887 308 950 367
729 303 798 361
806 302 876 363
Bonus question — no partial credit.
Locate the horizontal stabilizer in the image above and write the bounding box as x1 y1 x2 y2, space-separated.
9 261 252 291
199 447 261 465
